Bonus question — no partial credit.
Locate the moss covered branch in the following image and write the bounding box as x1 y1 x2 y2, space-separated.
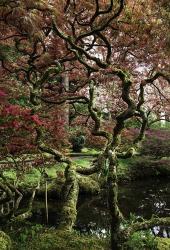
11 183 39 222
122 217 170 240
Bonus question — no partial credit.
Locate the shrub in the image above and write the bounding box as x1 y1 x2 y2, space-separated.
124 230 157 250
70 135 85 152
141 129 170 159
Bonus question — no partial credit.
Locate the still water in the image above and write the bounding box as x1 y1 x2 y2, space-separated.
29 178 170 238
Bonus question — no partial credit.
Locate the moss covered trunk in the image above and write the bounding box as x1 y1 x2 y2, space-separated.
107 152 122 250
58 164 79 230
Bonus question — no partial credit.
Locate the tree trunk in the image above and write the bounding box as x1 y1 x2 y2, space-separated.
107 152 123 250
58 164 79 230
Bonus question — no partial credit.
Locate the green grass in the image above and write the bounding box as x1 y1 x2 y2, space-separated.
2 155 143 188
151 121 170 129
74 158 92 167
117 158 132 178
81 148 100 154
1 158 93 187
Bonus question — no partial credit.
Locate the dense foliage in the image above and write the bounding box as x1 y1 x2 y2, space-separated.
0 1 170 250
141 129 170 159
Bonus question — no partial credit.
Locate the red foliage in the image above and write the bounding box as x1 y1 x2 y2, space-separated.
70 118 114 149
31 114 43 126
36 104 70 150
0 95 44 155
0 89 7 97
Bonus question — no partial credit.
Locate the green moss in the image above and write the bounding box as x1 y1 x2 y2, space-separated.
22 169 41 185
23 228 109 250
157 238 170 250
8 223 109 250
78 175 100 194
2 170 16 180
0 231 12 250
2 158 90 189
117 158 132 181
124 232 170 250
74 157 92 167
124 230 157 250
81 148 100 154
0 44 21 61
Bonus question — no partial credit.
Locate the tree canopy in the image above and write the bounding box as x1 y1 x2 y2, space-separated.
0 1 170 249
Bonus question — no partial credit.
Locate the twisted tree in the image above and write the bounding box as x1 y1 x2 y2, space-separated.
0 0 170 249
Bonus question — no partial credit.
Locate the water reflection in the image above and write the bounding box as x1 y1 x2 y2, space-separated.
76 178 170 238
152 226 170 238
118 179 170 219
76 196 111 238
1 178 169 238
28 179 170 238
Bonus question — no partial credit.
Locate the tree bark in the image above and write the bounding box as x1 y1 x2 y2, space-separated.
58 163 79 230
107 151 123 250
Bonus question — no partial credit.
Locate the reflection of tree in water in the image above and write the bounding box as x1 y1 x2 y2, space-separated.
118 179 170 219
152 226 170 238
75 195 111 238
76 179 170 238
1 179 169 238
153 200 167 214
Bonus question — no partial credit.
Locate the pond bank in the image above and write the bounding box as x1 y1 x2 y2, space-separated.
118 156 170 183
2 222 170 250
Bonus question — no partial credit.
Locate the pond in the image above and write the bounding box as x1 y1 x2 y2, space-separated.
28 178 170 238
0 178 169 238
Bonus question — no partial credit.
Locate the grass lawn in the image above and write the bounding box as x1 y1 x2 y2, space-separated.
1 157 93 187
